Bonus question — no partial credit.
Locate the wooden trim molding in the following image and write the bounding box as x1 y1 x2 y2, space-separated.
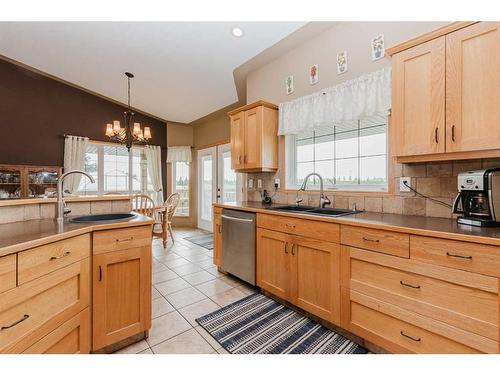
396 149 500 164
227 100 278 116
386 22 478 56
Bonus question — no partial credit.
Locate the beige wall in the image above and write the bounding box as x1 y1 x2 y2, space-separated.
193 111 231 150
247 22 447 104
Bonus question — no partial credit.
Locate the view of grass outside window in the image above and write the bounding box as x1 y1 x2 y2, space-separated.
173 161 190 216
287 114 388 191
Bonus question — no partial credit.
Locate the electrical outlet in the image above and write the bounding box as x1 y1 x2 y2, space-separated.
400 177 411 192
248 178 254 189
257 179 263 189
274 178 281 189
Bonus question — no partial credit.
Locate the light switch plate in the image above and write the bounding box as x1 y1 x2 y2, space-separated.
274 178 281 189
257 179 263 189
400 177 411 192
248 178 254 189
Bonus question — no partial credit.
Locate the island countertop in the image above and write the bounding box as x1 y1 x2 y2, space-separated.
0 214 154 257
214 201 500 246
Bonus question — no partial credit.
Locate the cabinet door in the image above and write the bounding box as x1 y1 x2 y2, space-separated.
256 228 291 300
92 247 152 351
243 107 262 169
446 22 500 153
230 112 245 170
289 236 340 324
213 214 222 267
392 37 445 156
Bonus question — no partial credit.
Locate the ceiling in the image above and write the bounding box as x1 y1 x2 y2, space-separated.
0 22 305 123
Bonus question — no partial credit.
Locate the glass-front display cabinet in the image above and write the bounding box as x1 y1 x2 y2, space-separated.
0 164 62 200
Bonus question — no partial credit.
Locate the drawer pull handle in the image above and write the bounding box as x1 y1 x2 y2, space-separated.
446 252 472 260
291 243 296 256
400 280 420 289
50 251 71 261
400 330 421 342
362 237 380 243
1 314 29 330
116 237 134 242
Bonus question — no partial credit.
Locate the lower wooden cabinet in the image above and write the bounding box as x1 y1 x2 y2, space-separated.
92 246 152 351
23 308 90 354
213 209 223 267
256 228 341 325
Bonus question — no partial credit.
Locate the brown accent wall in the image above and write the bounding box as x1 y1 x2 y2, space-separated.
0 58 168 193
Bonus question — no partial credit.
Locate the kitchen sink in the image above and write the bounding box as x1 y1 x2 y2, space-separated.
267 205 361 217
69 212 137 223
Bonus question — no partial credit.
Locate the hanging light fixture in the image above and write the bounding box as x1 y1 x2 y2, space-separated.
105 72 152 151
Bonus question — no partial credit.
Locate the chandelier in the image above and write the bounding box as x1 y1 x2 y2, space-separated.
105 72 152 151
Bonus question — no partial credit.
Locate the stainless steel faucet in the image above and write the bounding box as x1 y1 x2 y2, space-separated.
56 170 95 223
299 173 331 208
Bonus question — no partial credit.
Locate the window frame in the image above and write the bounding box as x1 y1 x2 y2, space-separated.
77 141 153 196
285 119 389 193
171 161 190 217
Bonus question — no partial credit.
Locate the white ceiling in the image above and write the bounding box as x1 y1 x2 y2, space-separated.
0 22 305 123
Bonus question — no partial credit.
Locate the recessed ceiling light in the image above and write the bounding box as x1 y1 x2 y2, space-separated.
231 27 244 38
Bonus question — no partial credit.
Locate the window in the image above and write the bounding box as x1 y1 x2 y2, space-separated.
286 114 388 191
77 141 153 195
172 161 190 216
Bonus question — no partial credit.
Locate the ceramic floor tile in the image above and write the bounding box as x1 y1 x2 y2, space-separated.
196 278 233 297
195 326 222 351
170 263 203 276
152 297 175 318
152 269 178 285
183 253 212 262
146 311 192 347
152 261 169 274
178 298 220 327
166 286 207 309
154 253 181 263
210 288 247 307
151 328 216 354
115 339 149 354
155 277 191 296
236 284 258 296
194 260 216 270
162 258 191 268
138 348 153 354
182 270 217 286
151 286 162 300
217 347 229 354
205 266 225 278
219 275 245 287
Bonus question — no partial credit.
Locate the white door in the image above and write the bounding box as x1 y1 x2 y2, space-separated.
217 143 243 203
197 147 217 232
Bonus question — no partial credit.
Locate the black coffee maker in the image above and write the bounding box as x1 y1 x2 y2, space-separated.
453 168 500 227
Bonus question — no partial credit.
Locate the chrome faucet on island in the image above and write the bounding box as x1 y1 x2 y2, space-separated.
297 172 331 208
56 170 95 223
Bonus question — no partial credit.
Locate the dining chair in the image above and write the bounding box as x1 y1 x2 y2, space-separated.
132 194 156 218
164 193 180 243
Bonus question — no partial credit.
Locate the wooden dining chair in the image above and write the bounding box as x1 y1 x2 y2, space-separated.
132 194 156 218
164 193 181 243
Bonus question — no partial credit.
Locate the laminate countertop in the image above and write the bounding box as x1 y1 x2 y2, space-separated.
0 214 154 257
214 201 500 246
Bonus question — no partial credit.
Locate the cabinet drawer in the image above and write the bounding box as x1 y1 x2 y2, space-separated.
257 213 340 243
411 235 500 277
93 225 152 255
346 291 488 353
23 308 90 354
341 225 409 258
0 259 90 353
346 246 498 341
18 234 91 284
0 254 16 293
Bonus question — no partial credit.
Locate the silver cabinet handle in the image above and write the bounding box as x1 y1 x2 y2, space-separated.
221 215 254 223
1 314 30 330
50 251 71 261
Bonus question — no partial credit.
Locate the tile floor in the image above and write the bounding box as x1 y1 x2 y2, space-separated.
115 227 257 354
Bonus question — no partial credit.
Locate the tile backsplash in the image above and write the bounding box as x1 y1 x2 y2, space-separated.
245 158 500 219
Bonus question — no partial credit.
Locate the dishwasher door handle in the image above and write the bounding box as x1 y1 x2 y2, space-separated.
221 214 254 223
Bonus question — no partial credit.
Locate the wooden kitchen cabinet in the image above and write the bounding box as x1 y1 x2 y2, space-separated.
389 22 500 162
92 228 152 351
228 100 278 172
213 207 223 267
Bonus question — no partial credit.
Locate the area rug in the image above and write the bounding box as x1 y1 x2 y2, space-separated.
196 293 367 354
184 233 213 250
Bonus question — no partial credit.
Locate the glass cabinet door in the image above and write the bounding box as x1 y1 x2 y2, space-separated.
0 166 22 199
27 167 60 198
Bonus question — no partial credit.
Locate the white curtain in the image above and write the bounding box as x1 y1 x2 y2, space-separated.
63 135 89 194
145 145 164 205
167 146 192 163
278 67 392 136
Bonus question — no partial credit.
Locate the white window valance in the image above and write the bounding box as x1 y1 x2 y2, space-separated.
167 146 192 163
278 67 391 136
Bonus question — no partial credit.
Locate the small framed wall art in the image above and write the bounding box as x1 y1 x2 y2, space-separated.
309 64 319 85
371 34 385 61
286 75 294 95
337 51 348 74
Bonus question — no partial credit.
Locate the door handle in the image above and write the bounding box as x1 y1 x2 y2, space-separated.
451 125 456 142
284 242 288 254
98 266 103 282
291 243 296 256
244 155 248 164
1 314 30 330
434 128 439 143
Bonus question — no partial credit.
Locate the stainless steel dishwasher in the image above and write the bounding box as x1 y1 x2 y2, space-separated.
221 208 256 285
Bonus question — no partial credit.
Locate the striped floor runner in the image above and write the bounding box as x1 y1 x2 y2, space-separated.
196 293 367 354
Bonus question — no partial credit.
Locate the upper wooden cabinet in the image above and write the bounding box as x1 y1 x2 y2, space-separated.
228 100 279 172
390 22 500 162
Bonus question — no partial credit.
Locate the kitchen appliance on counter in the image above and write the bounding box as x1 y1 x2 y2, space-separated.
221 208 256 285
453 168 500 227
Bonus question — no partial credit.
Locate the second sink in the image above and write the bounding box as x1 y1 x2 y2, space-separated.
268 205 362 217
69 212 137 223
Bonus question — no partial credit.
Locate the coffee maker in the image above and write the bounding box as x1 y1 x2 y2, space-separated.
453 168 500 227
